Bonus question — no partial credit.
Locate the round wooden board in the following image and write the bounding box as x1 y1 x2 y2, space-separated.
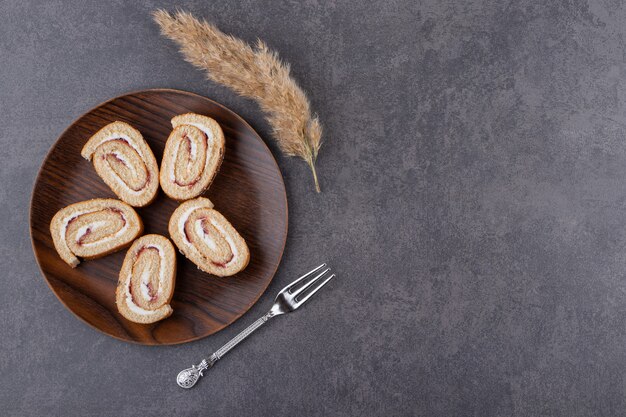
30 89 288 345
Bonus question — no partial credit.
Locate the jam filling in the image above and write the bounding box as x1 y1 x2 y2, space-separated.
72 208 126 246
201 219 213 235
173 131 208 188
76 227 92 246
183 225 193 243
135 245 154 257
130 246 161 305
174 177 201 187
103 153 127 167
104 138 150 191
107 207 127 226
146 282 158 302
211 253 234 268
184 134 193 162
128 281 136 304
184 216 234 267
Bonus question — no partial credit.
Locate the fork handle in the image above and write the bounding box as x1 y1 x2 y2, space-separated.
177 311 274 388
214 311 273 360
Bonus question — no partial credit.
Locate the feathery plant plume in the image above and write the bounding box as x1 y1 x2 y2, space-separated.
153 9 323 192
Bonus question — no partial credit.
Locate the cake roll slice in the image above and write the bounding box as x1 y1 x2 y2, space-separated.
116 234 176 324
159 113 225 201
81 121 159 207
50 199 143 267
168 197 249 277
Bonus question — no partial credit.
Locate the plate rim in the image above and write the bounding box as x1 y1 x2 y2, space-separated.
29 88 289 345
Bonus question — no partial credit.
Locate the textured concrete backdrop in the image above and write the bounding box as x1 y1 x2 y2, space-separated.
2 0 626 415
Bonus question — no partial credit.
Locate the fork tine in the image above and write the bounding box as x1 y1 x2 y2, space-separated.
294 273 335 306
279 263 327 294
290 268 331 298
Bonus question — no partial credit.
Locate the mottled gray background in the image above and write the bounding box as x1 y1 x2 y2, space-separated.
1 0 626 415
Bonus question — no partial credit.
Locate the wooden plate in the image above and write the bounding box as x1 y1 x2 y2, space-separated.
30 89 288 345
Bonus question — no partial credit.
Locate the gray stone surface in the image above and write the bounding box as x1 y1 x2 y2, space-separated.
2 0 626 415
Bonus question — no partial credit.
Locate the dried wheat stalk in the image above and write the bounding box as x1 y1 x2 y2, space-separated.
153 9 323 192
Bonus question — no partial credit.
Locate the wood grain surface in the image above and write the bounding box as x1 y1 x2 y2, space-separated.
30 89 288 345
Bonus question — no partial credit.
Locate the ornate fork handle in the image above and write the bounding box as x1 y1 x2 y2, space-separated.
216 312 272 359
177 312 273 389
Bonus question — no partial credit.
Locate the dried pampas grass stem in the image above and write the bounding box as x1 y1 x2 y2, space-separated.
153 9 323 192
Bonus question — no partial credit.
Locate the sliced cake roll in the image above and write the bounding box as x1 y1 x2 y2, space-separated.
159 113 225 200
50 199 143 268
168 197 249 277
81 121 159 207
116 234 176 324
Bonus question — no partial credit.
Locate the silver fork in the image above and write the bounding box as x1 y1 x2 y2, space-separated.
176 263 335 389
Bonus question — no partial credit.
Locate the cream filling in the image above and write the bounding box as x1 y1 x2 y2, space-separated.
189 136 198 160
178 206 198 245
168 123 215 184
124 292 157 316
208 218 239 264
59 208 91 255
88 133 145 159
140 244 166 301
110 167 143 195
195 220 217 251
107 148 147 196
75 221 104 247
187 122 214 144
124 244 168 316
60 208 129 250
178 207 237 266
110 152 135 174
88 134 149 196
